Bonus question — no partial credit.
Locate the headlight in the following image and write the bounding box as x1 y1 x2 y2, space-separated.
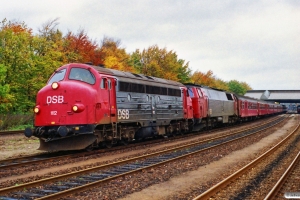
72 105 78 112
52 82 59 90
34 106 40 114
72 104 85 113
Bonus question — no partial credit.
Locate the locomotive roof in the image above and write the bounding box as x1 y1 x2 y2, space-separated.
91 64 184 87
184 83 228 92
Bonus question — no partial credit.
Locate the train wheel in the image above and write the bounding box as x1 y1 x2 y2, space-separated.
85 145 94 151
104 141 114 148
121 138 129 146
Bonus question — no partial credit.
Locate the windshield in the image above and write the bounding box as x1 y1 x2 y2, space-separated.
48 69 66 85
69 67 96 85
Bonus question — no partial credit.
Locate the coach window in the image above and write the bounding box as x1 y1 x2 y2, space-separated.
48 68 66 85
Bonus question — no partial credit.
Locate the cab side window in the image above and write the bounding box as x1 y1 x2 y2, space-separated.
108 80 111 89
197 89 203 97
188 88 194 97
101 78 107 89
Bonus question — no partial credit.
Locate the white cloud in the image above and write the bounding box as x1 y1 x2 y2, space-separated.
1 0 300 90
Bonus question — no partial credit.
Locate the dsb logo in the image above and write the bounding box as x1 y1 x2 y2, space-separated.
47 96 64 104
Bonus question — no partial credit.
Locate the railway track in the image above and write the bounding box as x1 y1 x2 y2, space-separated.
193 115 300 200
0 116 286 199
0 116 280 173
0 116 283 177
0 130 23 136
265 151 300 199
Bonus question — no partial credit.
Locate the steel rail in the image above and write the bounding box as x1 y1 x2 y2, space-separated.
193 119 300 200
264 151 300 200
0 116 282 171
0 130 23 136
36 118 286 200
0 116 285 199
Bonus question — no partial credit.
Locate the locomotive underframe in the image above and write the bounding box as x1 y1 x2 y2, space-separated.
26 124 97 151
193 114 238 131
93 118 193 148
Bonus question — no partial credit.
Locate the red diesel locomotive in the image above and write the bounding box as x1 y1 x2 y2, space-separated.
25 63 194 151
25 63 283 151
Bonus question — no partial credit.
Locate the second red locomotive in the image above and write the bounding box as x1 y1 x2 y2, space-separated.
25 63 284 151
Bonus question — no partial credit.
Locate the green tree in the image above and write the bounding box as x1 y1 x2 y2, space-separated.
228 80 249 95
0 19 35 112
0 64 13 112
130 45 191 82
29 19 66 102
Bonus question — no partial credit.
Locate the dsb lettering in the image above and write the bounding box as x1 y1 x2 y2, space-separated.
47 96 64 104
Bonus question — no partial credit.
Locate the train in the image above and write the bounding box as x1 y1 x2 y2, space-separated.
24 63 284 151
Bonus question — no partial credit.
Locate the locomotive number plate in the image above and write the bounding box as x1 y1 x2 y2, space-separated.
118 109 129 119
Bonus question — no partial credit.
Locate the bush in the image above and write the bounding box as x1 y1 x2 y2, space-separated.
0 113 34 130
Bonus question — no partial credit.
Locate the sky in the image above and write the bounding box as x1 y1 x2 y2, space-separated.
1 0 300 90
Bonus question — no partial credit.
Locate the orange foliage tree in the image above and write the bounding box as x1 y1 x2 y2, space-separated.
99 37 136 72
191 70 216 87
130 45 191 82
63 29 103 65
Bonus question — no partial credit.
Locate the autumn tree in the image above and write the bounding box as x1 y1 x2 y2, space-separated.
0 17 255 114
99 37 135 72
0 19 35 112
63 29 103 65
240 81 252 92
0 64 13 112
130 45 191 82
32 19 65 93
190 70 216 87
214 78 229 91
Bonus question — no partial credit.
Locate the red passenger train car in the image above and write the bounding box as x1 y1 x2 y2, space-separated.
235 95 259 121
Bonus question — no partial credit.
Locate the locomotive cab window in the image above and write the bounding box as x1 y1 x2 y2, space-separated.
188 88 194 97
108 80 111 89
226 93 233 100
48 68 66 85
197 89 203 97
101 78 107 89
69 68 95 84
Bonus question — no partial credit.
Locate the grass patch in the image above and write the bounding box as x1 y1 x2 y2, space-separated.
0 113 33 130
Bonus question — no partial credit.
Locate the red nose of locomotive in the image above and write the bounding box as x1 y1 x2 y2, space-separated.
29 80 97 141
24 64 100 151
35 81 96 126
